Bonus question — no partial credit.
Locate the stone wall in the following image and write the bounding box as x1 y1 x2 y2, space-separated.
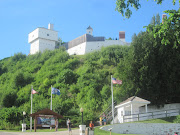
101 123 180 135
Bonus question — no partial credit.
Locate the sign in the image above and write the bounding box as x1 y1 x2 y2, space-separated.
37 115 55 127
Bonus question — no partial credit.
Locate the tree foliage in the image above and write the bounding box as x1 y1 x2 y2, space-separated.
115 0 178 18
152 9 180 48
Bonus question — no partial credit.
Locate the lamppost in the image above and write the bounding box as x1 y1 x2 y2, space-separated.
23 111 26 123
79 107 86 135
22 111 26 132
80 107 84 125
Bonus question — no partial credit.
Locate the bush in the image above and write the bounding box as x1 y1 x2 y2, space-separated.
174 115 180 123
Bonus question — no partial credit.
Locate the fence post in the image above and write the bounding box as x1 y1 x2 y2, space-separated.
152 112 153 119
122 115 124 123
138 114 139 121
165 110 167 117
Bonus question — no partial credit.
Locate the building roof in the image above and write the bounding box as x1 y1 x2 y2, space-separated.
87 26 93 30
29 108 63 119
115 96 150 108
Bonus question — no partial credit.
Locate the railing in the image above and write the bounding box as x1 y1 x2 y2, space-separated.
121 108 180 123
96 101 117 122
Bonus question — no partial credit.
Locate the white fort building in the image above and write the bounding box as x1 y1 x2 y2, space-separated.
28 24 58 55
28 24 129 55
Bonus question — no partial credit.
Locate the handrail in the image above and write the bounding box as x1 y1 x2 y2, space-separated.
122 109 180 122
124 108 180 117
96 101 117 120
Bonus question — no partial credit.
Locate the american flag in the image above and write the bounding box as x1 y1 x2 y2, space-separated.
112 78 122 85
32 89 38 94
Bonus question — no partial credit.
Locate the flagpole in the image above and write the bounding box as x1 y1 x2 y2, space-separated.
51 85 52 110
50 85 53 130
111 75 114 124
30 85 33 132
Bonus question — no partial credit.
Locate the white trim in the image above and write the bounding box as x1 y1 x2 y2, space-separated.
115 101 150 109
115 101 131 108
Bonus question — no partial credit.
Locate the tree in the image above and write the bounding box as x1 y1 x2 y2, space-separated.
156 13 160 25
115 0 178 18
150 14 160 26
107 37 112 40
153 9 180 48
150 15 156 25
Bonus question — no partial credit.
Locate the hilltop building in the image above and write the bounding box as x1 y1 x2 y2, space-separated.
28 24 129 55
28 24 58 55
63 26 129 55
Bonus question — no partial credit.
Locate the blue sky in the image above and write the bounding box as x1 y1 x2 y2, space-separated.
0 0 179 60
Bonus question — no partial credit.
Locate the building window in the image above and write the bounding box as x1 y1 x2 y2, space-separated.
47 34 49 36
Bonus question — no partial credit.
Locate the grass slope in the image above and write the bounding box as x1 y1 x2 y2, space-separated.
133 115 179 123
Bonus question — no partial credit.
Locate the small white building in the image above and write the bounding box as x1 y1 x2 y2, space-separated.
115 96 150 123
28 24 58 55
65 26 130 55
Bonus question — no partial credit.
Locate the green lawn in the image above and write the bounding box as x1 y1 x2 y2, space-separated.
132 115 178 123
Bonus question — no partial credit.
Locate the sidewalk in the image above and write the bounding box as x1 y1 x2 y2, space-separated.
0 129 79 135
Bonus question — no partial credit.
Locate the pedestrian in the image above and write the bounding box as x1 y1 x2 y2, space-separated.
68 120 72 135
55 119 58 131
67 118 69 128
103 113 107 125
174 132 178 135
99 116 102 126
89 121 94 130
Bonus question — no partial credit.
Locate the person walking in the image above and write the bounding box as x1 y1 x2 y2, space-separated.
55 119 58 131
89 121 94 130
99 116 102 126
68 120 72 135
67 118 69 128
103 113 107 125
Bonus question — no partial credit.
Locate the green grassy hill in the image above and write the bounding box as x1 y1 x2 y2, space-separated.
0 27 179 130
0 46 130 130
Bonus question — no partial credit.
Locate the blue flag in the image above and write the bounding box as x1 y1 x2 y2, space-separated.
52 87 60 95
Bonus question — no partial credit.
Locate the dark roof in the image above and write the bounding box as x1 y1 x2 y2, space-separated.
87 26 93 30
116 96 150 107
29 108 63 119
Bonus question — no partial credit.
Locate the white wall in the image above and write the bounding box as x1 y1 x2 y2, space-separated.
29 28 58 43
28 28 39 43
30 39 39 54
39 39 56 53
85 40 129 54
38 28 58 41
117 107 124 123
101 123 180 135
67 42 86 55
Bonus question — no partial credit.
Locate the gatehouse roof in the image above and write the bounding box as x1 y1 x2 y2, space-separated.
115 96 150 108
29 108 63 119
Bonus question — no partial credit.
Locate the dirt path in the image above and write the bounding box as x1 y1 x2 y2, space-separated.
0 129 79 135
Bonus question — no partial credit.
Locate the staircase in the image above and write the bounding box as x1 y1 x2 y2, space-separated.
96 101 117 124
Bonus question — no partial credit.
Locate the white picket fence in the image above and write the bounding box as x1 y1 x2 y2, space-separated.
121 109 180 123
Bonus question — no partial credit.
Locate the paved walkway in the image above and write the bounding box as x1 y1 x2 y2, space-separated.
0 129 79 135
